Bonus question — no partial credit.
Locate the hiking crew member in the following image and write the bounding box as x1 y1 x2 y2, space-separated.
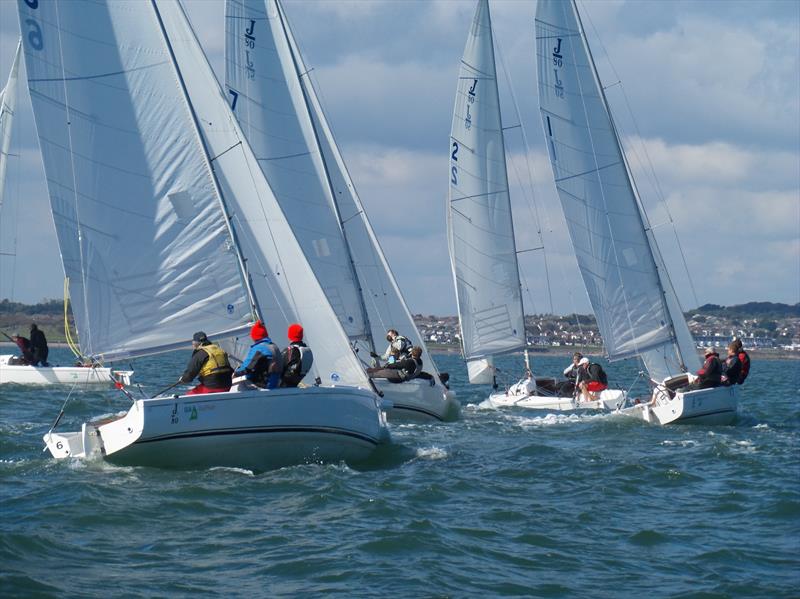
557 351 583 396
180 331 233 395
721 341 741 386
280 323 313 388
731 338 750 385
576 357 608 402
29 323 49 366
234 321 282 389
371 329 411 365
11 334 34 365
367 346 423 383
688 347 722 390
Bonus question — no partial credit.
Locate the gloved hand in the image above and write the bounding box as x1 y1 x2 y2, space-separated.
369 352 380 359
686 373 698 384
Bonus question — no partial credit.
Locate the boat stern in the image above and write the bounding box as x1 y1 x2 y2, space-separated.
43 422 102 460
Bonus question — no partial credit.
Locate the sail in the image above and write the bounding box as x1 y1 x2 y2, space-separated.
535 0 681 362
448 0 526 381
0 39 21 212
18 0 253 359
227 0 442 379
152 0 370 387
224 0 368 341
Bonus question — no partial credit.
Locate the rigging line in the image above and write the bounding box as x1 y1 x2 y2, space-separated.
255 150 312 162
54 0 92 357
450 189 509 203
580 1 699 308
494 28 553 314
517 246 545 255
208 141 242 163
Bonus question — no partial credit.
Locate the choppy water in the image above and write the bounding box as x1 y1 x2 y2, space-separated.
1 348 798 597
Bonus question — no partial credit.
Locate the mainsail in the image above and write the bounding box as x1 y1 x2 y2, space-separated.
448 0 526 384
535 0 698 379
18 0 370 387
0 39 21 212
226 0 441 377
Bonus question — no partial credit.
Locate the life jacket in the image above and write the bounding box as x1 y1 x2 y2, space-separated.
737 351 750 384
393 335 411 355
282 343 313 384
198 343 231 379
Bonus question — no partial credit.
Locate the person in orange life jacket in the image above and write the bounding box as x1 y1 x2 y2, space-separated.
280 323 314 388
367 346 423 383
29 323 49 366
234 321 282 389
179 331 233 395
576 357 608 402
687 347 722 390
11 333 35 365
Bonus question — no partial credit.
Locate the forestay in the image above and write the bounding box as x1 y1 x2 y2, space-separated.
18 0 370 388
227 0 441 378
536 0 678 363
0 39 20 212
448 0 525 382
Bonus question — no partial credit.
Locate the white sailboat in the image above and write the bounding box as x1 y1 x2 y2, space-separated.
535 0 737 425
21 0 389 469
224 0 458 422
0 40 132 386
447 0 623 412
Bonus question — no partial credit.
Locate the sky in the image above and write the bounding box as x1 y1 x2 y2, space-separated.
0 0 798 317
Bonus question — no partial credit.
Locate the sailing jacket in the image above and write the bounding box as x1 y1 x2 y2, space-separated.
235 337 283 389
696 355 722 389
384 355 422 381
181 342 233 389
722 353 741 386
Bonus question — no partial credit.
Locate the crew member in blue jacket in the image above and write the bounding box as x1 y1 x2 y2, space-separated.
234 321 282 389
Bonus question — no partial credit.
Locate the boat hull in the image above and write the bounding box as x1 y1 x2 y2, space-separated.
375 379 460 422
488 388 625 411
43 385 390 471
0 355 132 386
620 385 738 426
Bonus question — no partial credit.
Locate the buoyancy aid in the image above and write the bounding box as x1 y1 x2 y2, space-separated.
737 351 750 384
393 335 411 355
198 343 232 380
283 342 313 383
588 363 608 385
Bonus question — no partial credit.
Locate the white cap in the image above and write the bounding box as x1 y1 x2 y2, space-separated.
578 357 590 366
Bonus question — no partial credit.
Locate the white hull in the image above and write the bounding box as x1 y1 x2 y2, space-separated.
43 385 390 470
0 355 132 386
488 388 625 412
375 379 460 422
619 385 738 426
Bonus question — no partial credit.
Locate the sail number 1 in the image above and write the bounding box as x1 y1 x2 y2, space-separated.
23 0 43 51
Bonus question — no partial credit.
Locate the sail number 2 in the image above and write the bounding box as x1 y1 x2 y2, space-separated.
23 0 43 51
451 142 458 185
451 78 478 186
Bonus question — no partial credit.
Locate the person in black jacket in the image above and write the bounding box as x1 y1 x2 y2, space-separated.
576 357 608 402
29 323 49 366
721 341 741 386
280 323 313 388
367 346 423 383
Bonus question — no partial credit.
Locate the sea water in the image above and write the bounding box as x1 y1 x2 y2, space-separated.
1 348 798 597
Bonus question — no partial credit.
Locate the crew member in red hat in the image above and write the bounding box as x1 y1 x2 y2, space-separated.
281 323 314 387
233 321 282 389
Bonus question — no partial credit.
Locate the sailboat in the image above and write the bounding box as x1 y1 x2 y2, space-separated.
0 40 132 386
447 0 624 411
21 0 390 469
224 0 459 422
535 0 737 425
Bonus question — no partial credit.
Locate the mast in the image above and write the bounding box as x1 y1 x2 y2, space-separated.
570 0 685 368
273 0 375 352
151 0 261 322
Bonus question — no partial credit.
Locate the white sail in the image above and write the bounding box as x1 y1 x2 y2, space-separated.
536 0 684 363
18 0 253 359
448 0 526 382
224 0 367 341
0 39 21 212
18 0 370 387
226 0 441 378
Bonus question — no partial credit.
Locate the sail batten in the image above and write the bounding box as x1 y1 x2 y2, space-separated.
448 0 526 381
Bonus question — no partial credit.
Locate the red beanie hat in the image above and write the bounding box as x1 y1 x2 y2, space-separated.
250 321 268 341
287 323 304 343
